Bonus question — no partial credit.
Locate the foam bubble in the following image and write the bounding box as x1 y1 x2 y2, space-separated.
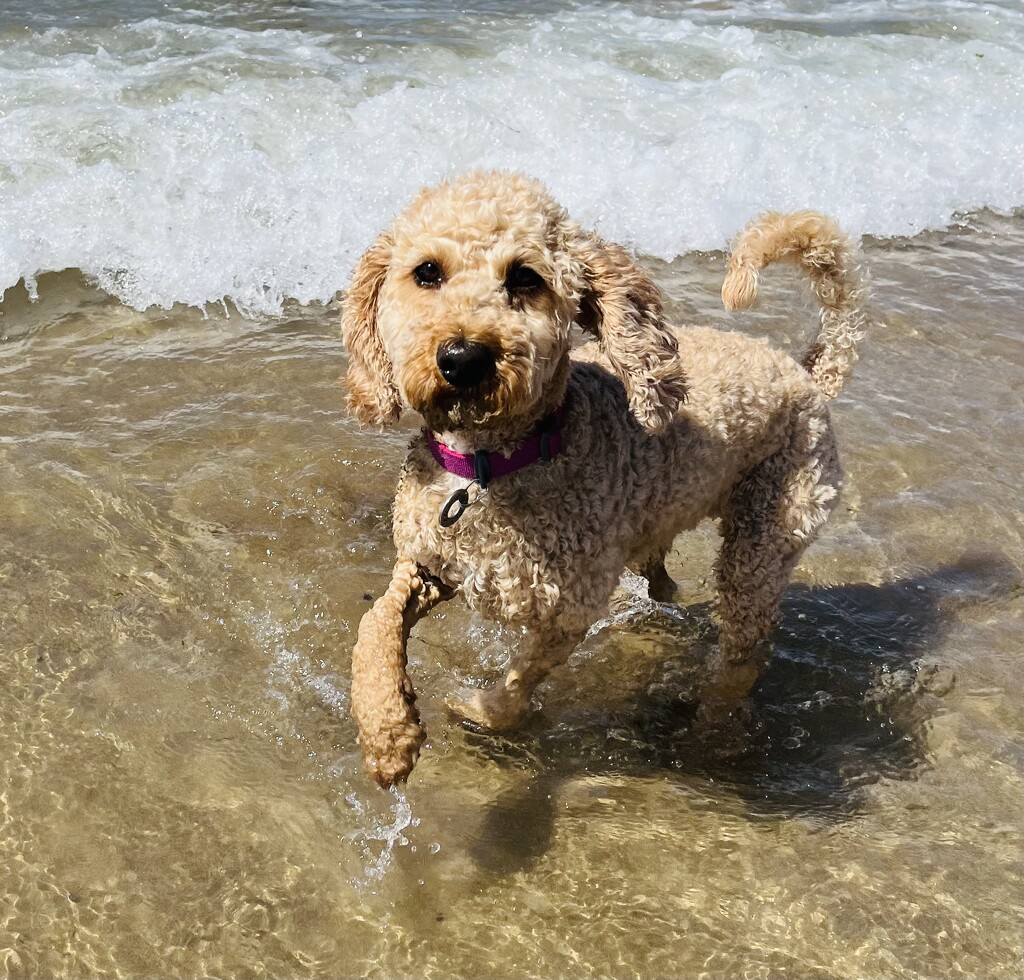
1 1 1022 313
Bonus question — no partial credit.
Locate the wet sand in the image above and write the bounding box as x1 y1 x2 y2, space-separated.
1 214 1022 978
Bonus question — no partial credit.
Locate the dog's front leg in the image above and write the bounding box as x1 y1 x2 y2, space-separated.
350 558 452 787
448 623 588 732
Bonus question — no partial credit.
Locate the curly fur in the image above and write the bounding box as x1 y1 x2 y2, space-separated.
342 171 866 786
723 209 866 399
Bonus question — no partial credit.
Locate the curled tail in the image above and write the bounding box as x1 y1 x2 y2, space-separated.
721 210 865 399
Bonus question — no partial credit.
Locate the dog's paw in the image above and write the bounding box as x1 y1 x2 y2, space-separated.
359 722 425 788
444 685 532 733
692 697 752 758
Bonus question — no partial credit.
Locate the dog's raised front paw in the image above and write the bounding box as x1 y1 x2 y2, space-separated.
359 721 425 788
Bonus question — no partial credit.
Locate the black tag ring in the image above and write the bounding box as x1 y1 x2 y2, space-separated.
439 487 471 527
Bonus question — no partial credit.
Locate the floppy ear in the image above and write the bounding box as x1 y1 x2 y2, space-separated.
341 233 402 427
572 231 688 432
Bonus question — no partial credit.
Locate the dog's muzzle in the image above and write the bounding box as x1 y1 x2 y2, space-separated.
436 339 496 389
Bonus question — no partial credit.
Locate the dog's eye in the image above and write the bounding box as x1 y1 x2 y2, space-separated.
412 261 443 288
505 264 545 294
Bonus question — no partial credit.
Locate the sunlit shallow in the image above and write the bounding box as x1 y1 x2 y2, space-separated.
2 0 1023 975
2 214 1022 978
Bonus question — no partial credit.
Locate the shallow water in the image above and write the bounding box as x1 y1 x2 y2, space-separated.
2 212 1023 978
3 0 1024 975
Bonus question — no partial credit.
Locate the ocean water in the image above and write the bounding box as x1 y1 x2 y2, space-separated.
1 0 1022 312
2 3 1023 979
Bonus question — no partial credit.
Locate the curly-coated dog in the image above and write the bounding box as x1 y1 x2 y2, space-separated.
343 170 865 787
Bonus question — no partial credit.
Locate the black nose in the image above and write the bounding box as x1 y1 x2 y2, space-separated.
436 339 496 389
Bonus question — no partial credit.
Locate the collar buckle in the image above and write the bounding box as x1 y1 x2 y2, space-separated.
473 449 491 489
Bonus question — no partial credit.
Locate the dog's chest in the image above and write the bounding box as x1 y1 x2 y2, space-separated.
392 455 623 625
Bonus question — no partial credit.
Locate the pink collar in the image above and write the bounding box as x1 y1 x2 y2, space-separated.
425 402 567 490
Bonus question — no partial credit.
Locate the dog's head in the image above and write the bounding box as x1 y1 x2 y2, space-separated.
342 171 687 434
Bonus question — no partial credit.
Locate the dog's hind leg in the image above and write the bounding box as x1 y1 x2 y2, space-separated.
700 412 841 721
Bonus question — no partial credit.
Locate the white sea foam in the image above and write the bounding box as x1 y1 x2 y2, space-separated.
1 0 1022 313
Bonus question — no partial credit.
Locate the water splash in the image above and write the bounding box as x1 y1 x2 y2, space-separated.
345 788 419 885
255 609 347 714
586 571 691 639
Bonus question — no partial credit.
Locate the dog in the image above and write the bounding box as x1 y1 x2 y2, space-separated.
342 170 864 787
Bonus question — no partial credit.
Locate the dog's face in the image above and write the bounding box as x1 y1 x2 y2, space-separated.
374 173 579 431
343 171 688 435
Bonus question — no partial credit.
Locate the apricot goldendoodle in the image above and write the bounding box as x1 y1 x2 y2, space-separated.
343 171 865 786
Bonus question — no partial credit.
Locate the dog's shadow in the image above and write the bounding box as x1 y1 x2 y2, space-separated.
462 551 1020 875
